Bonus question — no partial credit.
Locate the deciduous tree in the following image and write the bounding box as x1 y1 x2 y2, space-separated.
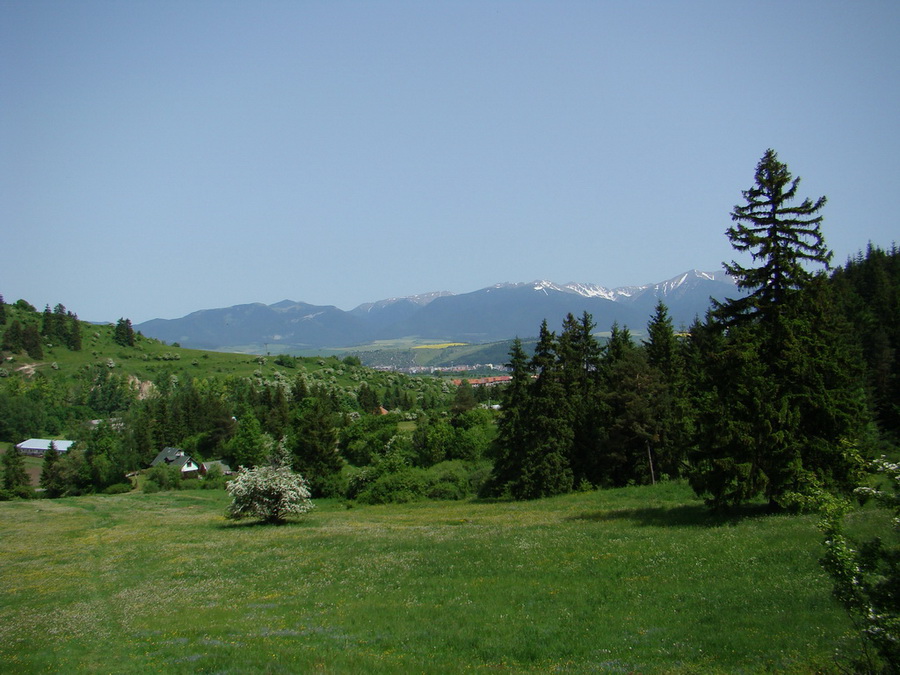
226 438 314 524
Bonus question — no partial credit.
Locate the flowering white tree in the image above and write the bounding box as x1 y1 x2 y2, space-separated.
226 439 314 524
815 457 899 672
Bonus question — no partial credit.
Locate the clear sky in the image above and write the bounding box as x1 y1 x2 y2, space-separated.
2 1 898 323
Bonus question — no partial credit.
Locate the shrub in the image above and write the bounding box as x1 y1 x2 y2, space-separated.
424 462 471 501
145 464 182 491
142 480 161 494
201 465 227 490
356 468 428 505
103 482 132 495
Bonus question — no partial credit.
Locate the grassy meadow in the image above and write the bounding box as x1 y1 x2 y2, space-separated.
0 481 883 674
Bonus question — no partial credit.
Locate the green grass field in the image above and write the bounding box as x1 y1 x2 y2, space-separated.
0 482 884 674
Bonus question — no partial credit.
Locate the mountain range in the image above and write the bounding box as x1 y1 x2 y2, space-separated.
135 270 741 352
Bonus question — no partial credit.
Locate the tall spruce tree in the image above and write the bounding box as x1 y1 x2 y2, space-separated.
716 148 832 327
516 321 574 498
40 441 63 497
693 150 870 507
644 302 691 478
557 313 603 486
487 338 533 495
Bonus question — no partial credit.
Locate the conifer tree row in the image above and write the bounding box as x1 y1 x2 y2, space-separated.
487 309 690 498
489 150 886 507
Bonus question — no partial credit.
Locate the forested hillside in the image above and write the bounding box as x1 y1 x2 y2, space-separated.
0 300 474 499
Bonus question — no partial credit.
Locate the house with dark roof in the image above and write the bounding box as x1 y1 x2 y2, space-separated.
150 447 200 478
200 460 233 476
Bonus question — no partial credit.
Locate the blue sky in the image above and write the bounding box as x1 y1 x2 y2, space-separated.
2 1 898 323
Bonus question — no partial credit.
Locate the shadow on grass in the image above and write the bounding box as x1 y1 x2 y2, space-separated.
216 517 316 530
568 503 775 528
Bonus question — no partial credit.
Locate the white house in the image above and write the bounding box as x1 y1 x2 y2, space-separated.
15 439 76 457
150 447 201 477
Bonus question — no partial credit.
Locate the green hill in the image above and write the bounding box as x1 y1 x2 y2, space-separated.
0 299 457 477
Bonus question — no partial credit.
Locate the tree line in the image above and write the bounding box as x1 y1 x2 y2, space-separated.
487 149 898 508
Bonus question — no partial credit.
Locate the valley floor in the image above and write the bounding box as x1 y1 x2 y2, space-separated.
0 481 879 674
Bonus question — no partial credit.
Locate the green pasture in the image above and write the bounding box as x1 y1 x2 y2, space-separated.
0 482 883 673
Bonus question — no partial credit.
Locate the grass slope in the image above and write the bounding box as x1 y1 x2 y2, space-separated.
1 311 444 407
0 481 880 673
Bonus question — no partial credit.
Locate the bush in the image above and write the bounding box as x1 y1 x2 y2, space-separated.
145 464 181 491
424 462 471 501
356 468 428 505
103 482 132 495
200 466 228 490
142 480 161 494
421 461 493 501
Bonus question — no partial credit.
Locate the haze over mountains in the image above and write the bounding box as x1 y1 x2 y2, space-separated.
135 270 741 352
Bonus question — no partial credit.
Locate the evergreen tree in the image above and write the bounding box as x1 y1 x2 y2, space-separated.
716 148 832 327
42 305 53 337
600 347 667 486
557 312 603 486
1 446 30 497
290 396 343 497
113 318 135 347
487 338 533 493
22 323 43 359
2 320 24 352
450 380 477 416
84 423 129 490
67 311 82 351
227 413 268 468
830 244 900 437
40 441 63 497
688 322 784 507
357 382 380 413
291 373 309 405
262 384 291 439
605 322 634 362
693 150 870 507
645 302 679 379
517 321 574 498
644 302 691 477
0 294 6 325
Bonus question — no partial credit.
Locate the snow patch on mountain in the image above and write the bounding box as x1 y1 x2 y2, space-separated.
353 290 453 313
559 270 733 302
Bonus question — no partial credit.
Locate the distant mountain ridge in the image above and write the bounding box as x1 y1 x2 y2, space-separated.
135 270 740 352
